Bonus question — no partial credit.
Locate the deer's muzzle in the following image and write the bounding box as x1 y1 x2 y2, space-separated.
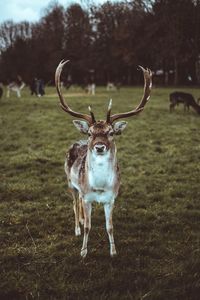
94 143 107 154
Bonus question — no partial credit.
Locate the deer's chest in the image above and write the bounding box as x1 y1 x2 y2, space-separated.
85 156 117 203
88 161 115 189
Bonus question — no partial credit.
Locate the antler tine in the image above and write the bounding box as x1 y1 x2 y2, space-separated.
88 106 96 123
106 99 112 123
109 67 152 123
55 60 94 124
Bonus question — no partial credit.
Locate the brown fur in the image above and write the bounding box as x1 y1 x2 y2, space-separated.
169 92 200 114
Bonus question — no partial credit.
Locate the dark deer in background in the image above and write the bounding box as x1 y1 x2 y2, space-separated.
55 60 152 258
169 91 200 114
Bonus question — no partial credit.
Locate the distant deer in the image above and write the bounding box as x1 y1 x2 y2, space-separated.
107 82 121 92
169 91 200 114
55 60 152 258
7 80 25 98
87 83 96 95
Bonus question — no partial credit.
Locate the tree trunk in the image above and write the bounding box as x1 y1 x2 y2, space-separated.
164 72 169 85
174 57 178 85
127 67 131 85
195 55 200 85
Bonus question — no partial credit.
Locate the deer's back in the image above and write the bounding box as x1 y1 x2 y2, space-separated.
170 91 195 104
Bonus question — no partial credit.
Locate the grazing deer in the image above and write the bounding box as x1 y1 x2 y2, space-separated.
107 82 121 92
7 80 25 98
169 91 200 114
55 60 152 258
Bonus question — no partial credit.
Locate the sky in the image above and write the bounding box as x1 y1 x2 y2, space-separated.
0 0 113 24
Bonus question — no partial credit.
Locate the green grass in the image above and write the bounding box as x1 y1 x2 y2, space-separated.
0 85 200 300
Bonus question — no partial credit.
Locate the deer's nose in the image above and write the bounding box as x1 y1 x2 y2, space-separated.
94 144 106 153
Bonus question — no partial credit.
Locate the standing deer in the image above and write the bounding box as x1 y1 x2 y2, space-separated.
169 91 200 114
55 60 152 258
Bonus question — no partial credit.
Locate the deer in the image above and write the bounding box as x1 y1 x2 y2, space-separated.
169 91 200 114
6 80 25 98
55 60 152 258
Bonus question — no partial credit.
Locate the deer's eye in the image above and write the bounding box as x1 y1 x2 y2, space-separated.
88 132 92 137
109 131 114 136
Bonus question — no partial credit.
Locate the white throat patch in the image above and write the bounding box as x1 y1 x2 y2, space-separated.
87 150 116 194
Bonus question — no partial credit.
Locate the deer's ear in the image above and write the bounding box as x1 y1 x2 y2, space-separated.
73 120 89 134
113 121 127 135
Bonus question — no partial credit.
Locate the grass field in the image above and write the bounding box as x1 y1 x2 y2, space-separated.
0 85 200 300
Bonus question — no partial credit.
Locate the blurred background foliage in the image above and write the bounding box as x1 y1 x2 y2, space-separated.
0 0 200 86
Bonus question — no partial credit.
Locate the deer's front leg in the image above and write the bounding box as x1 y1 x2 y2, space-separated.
81 201 92 258
104 202 117 257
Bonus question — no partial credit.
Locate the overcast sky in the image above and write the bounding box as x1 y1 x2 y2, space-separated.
0 0 112 23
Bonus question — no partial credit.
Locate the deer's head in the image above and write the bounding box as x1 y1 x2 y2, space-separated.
73 119 127 155
55 60 152 156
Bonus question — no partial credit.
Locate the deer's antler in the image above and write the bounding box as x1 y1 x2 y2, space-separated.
107 66 152 123
55 60 96 124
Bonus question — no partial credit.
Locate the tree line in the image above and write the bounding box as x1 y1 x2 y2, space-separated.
0 0 200 86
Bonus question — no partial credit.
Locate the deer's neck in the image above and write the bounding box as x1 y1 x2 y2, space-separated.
86 144 117 190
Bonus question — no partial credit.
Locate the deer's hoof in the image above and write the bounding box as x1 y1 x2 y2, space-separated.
75 227 81 236
110 245 117 257
81 248 87 258
111 251 117 257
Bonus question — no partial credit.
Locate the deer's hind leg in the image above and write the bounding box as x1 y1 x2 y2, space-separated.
81 200 92 258
79 196 84 225
169 103 174 112
69 188 81 236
